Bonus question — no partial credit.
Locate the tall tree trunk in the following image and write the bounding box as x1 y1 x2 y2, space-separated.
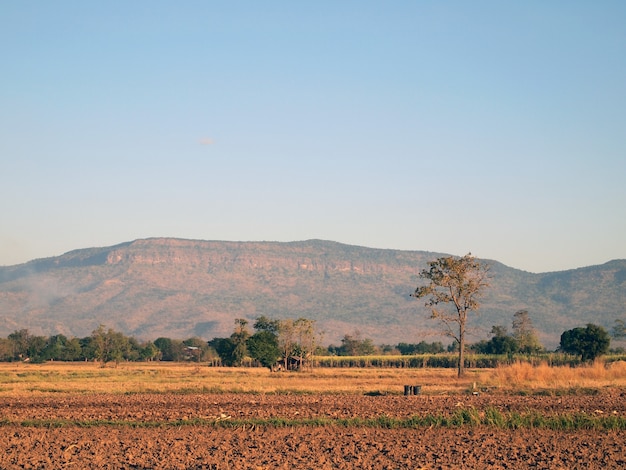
458 320 465 378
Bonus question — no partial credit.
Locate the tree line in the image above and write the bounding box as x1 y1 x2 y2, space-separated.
0 317 618 368
0 316 326 367
0 325 204 365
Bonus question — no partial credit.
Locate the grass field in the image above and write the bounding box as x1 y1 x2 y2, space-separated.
1 359 625 396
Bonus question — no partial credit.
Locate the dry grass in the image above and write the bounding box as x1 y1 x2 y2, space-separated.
0 362 479 396
486 360 626 392
1 361 625 396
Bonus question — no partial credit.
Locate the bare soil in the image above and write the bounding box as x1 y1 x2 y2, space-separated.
1 391 624 469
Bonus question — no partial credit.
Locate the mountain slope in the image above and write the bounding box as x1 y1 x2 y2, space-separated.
0 238 624 349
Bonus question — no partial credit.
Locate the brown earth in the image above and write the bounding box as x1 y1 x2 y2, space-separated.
1 392 625 469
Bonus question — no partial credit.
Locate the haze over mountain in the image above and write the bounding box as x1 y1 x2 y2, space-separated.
0 238 624 350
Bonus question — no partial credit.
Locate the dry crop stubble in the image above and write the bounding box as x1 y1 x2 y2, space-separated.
0 362 481 396
1 360 625 397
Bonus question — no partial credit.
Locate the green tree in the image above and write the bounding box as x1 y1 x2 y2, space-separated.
396 341 445 355
512 310 542 354
8 329 31 361
40 334 68 361
485 326 518 355
246 316 282 369
253 315 281 335
412 254 490 378
560 323 610 362
140 341 160 361
25 335 47 363
91 325 131 366
154 337 184 361
337 330 377 355
231 318 250 366
62 337 83 361
208 337 236 365
79 336 97 361
471 326 518 355
247 330 281 369
210 319 250 366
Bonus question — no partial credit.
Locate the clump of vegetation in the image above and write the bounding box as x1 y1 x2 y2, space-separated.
472 310 544 355
487 359 626 391
210 316 319 371
559 324 611 362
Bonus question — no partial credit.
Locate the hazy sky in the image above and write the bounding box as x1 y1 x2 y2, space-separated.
1 1 625 273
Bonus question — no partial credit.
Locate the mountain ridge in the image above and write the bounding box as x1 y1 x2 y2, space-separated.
0 238 624 349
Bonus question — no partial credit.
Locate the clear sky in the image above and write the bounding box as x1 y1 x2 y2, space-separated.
1 1 625 273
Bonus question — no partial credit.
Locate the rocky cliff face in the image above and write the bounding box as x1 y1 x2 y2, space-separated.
0 238 624 348
104 238 406 275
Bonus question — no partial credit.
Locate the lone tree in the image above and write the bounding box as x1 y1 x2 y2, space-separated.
512 310 543 354
412 253 490 378
559 323 610 362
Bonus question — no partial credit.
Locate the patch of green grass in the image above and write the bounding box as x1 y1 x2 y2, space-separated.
483 407 507 427
450 407 482 426
3 410 625 431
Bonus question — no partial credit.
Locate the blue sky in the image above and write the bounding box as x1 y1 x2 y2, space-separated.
1 1 625 273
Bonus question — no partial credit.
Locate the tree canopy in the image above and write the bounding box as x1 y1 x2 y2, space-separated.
559 323 610 362
209 316 319 370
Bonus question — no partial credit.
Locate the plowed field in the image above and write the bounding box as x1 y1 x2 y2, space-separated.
1 391 625 469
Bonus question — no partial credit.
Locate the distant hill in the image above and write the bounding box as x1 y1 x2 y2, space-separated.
0 238 624 349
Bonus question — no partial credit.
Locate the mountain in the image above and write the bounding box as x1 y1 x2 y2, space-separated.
0 238 624 349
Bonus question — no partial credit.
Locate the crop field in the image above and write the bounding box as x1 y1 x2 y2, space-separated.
1 361 625 469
